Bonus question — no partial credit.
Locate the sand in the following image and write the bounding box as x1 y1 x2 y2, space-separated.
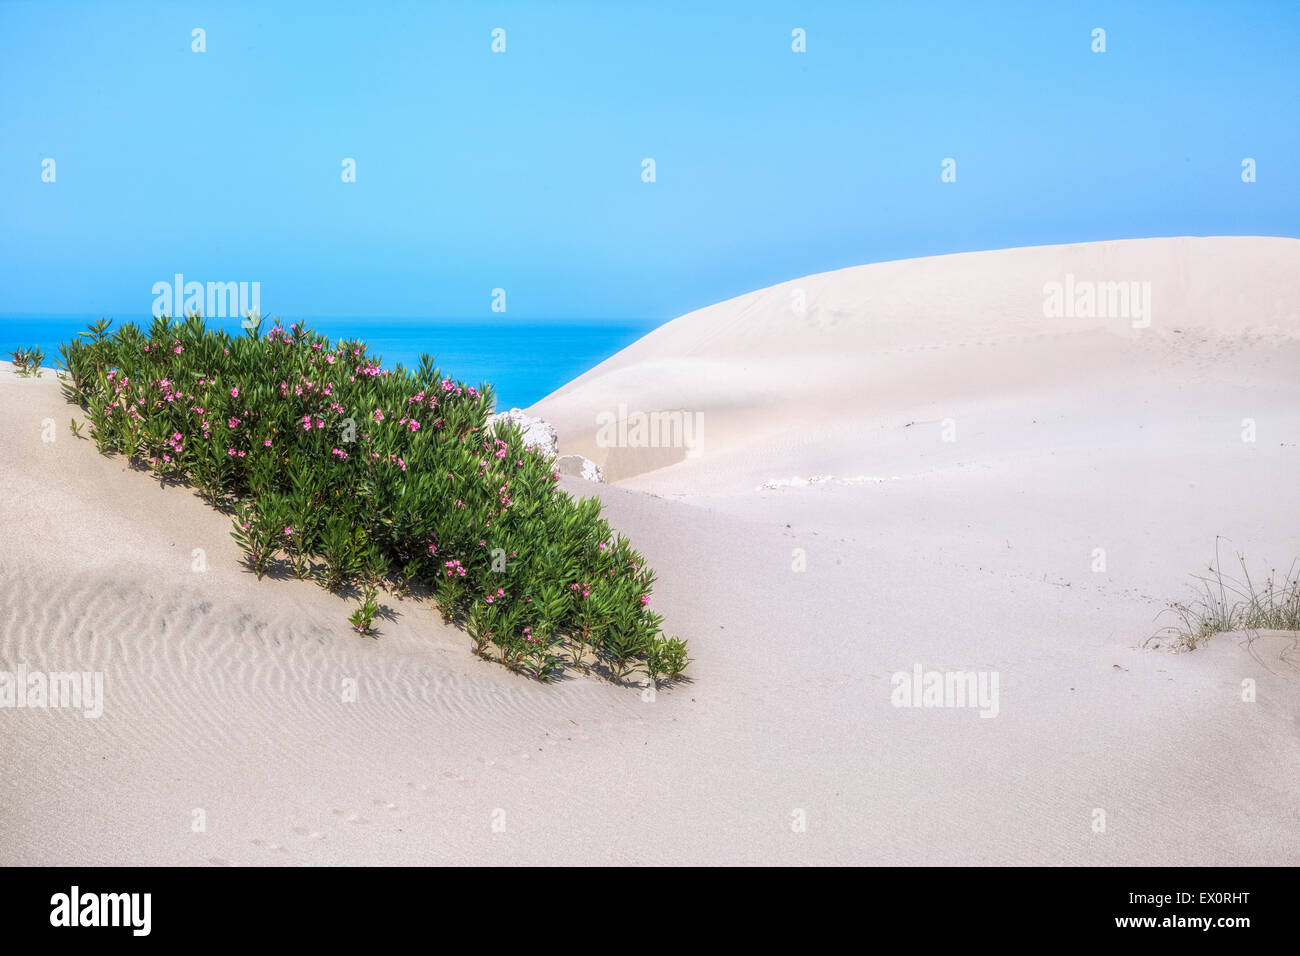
2 235 1298 865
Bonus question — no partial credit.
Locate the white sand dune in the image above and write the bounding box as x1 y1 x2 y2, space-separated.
533 236 1300 492
3 236 1299 865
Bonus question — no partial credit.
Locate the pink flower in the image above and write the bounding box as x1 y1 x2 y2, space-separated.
264 439 272 447
284 526 294 536
230 387 238 397
174 345 183 354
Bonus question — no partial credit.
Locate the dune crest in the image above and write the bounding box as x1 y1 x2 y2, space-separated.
532 236 1300 489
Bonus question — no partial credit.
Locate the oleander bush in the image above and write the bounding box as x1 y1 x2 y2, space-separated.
56 313 689 684
9 345 44 377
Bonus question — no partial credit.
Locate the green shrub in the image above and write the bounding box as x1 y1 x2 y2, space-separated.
8 345 44 377
57 314 688 684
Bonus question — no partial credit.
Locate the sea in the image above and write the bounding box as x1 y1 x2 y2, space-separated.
0 314 660 410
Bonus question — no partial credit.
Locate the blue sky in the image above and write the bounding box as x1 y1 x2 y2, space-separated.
1 0 1296 321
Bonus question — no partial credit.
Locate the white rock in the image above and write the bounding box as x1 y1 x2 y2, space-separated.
555 454 606 483
486 408 558 457
486 410 605 482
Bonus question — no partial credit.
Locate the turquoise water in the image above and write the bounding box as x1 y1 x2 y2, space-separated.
0 315 659 409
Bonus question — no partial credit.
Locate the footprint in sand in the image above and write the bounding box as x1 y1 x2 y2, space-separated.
332 808 369 824
292 826 325 840
209 857 237 867
407 781 430 793
373 799 399 811
251 838 288 853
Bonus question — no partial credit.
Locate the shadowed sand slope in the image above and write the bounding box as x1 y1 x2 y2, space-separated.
531 236 1300 491
3 233 1299 866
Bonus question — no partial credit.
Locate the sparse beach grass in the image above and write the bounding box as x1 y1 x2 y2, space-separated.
1153 540 1300 650
51 314 689 685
